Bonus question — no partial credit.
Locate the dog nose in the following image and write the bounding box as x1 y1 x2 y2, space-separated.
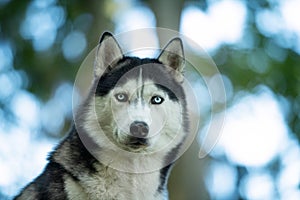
130 121 149 138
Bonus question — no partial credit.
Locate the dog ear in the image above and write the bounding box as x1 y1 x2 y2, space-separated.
158 38 185 82
94 32 123 77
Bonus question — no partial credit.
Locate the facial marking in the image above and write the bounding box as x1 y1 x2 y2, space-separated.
136 68 144 101
104 66 184 152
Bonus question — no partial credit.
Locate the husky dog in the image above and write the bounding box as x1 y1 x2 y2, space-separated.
14 32 189 200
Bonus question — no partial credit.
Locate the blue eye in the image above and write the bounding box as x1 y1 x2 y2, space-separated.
115 93 128 102
151 96 164 104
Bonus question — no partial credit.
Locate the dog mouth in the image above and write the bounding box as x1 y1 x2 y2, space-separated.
113 130 150 151
126 137 150 149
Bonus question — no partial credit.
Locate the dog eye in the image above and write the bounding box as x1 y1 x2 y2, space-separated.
115 93 128 102
151 96 164 104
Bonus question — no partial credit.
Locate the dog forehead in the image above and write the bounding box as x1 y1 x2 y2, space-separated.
115 64 172 86
95 57 183 100
115 79 161 94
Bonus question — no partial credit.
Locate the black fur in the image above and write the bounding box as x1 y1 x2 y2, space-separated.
157 142 183 193
157 164 172 193
95 57 185 103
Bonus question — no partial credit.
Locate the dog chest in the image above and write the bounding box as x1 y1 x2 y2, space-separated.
65 165 165 200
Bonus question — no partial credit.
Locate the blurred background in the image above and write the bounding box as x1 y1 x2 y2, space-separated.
0 0 300 199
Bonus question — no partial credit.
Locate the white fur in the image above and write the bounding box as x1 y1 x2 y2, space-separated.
84 79 184 155
64 160 165 200
64 174 88 200
76 79 185 199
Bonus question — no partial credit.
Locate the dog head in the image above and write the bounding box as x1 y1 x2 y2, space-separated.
82 32 189 154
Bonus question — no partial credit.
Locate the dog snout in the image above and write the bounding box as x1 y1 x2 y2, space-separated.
130 121 149 138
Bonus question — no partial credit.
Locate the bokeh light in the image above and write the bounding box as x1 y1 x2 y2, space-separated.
180 0 247 52
20 0 65 51
218 86 287 167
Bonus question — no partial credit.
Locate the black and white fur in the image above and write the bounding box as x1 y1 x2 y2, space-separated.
14 32 189 200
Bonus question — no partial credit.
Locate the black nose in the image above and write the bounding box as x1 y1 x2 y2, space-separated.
130 121 149 138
